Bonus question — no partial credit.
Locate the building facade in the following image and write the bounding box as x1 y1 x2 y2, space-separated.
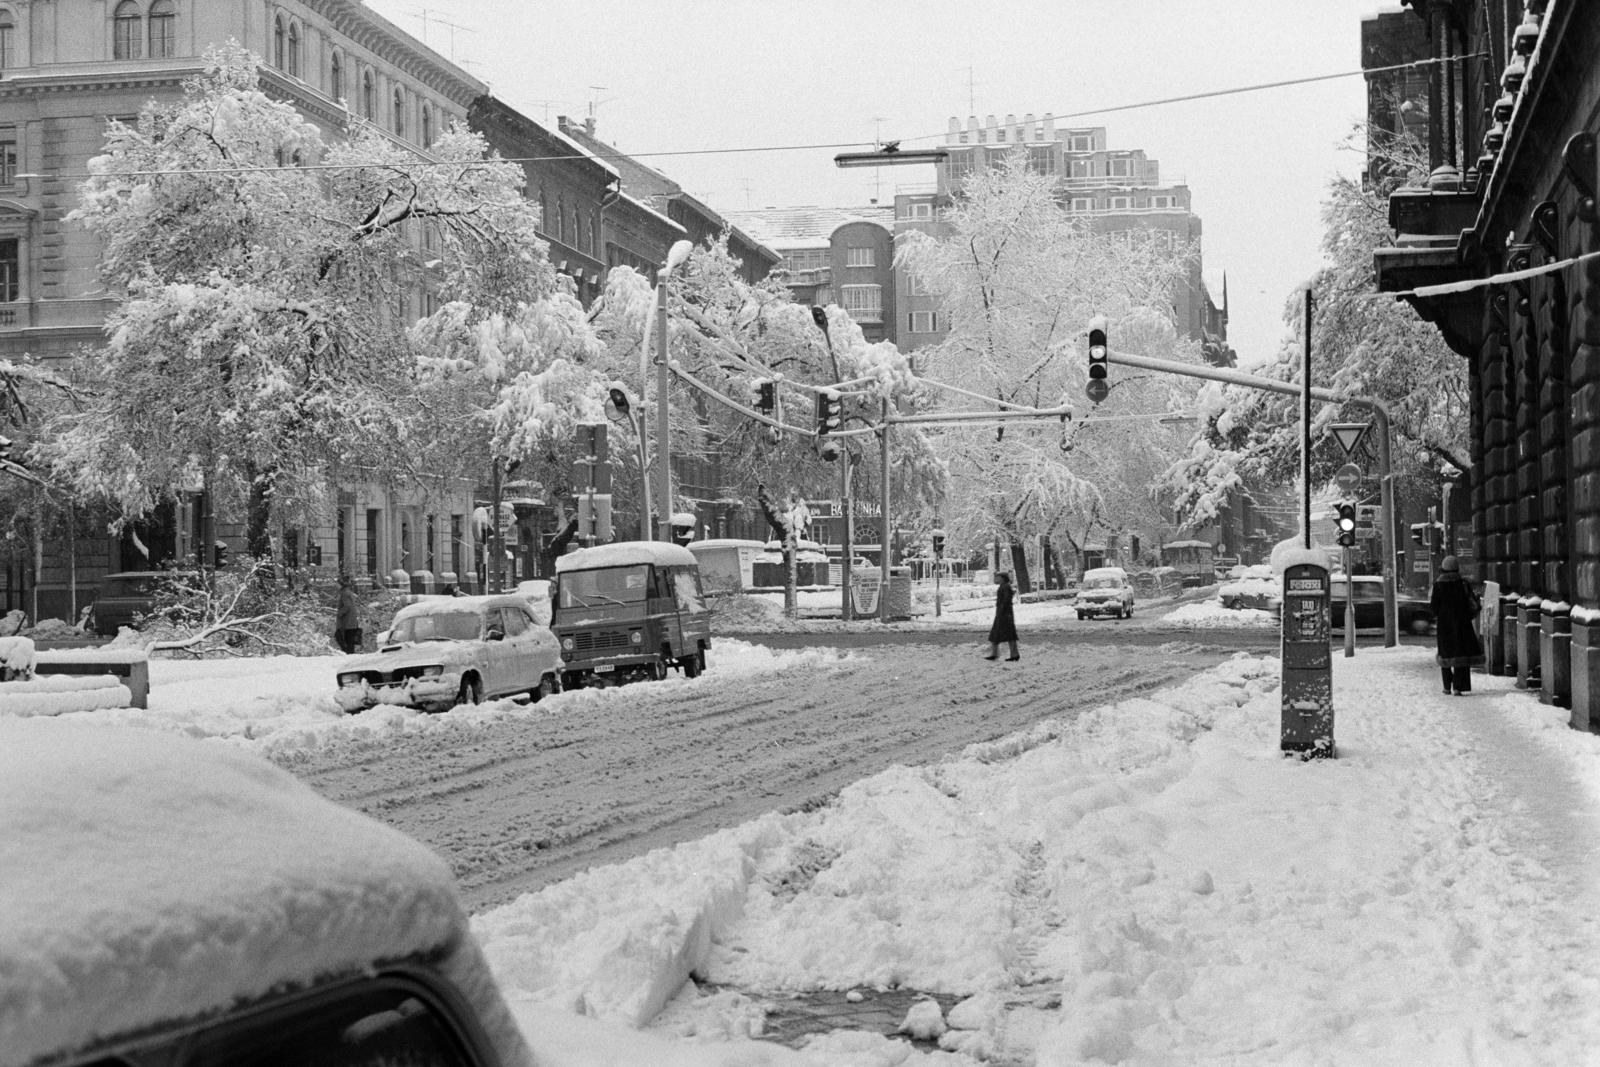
1369 0 1600 726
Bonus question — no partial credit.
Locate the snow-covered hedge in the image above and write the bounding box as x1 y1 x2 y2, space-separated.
0 674 133 717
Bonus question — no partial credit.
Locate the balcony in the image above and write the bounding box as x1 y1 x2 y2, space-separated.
1372 170 1485 358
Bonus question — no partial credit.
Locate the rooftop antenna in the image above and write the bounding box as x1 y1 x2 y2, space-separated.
408 9 475 63
871 117 885 203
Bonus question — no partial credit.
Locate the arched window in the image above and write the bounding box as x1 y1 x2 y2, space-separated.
362 70 375 120
420 105 432 147
272 14 284 69
0 10 15 71
329 50 343 103
286 20 300 77
114 1 142 60
147 0 175 59
393 88 404 137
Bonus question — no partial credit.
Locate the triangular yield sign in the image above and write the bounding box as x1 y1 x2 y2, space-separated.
1330 422 1368 456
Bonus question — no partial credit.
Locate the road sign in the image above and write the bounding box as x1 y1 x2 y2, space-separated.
1329 422 1369 456
1334 462 1362 492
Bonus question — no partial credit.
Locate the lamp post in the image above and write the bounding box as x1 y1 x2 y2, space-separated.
605 382 651 541
653 239 694 542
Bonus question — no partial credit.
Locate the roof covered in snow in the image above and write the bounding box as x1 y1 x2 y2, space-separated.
0 718 468 1065
555 541 699 572
723 205 896 249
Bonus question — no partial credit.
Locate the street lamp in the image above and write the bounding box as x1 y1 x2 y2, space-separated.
654 239 694 542
605 382 651 541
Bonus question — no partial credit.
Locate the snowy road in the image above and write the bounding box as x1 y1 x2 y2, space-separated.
281 638 1238 911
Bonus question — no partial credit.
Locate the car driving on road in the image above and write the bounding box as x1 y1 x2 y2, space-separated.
335 593 561 713
2 717 535 1067
1330 575 1436 634
1077 566 1136 620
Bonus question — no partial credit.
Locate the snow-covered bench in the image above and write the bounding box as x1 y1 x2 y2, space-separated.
0 642 149 714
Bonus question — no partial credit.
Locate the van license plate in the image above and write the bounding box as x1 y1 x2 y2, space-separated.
594 663 614 673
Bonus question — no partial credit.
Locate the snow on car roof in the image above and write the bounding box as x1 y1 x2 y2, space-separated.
0 718 467 1066
392 593 527 621
685 538 766 550
555 541 698 572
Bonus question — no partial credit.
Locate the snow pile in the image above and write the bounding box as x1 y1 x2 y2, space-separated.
0 717 469 1066
0 634 34 677
12 640 850 764
1162 600 1277 628
472 649 1600 1064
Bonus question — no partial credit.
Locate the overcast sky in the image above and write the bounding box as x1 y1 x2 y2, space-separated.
365 0 1400 368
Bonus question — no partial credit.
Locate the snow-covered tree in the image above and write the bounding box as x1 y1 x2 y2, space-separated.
1167 148 1468 528
897 151 1201 585
588 238 943 543
50 43 558 564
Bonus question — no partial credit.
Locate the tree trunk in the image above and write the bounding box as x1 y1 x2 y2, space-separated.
1008 541 1032 594
244 462 274 579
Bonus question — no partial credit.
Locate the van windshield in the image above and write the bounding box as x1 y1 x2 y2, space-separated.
558 565 651 609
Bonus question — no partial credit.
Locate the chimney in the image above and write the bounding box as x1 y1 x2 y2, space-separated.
1004 113 1017 142
584 116 596 137
947 116 960 143
1023 112 1036 140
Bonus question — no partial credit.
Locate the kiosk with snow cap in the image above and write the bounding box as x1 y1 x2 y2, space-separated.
1280 558 1335 758
551 540 711 688
0 718 535 1067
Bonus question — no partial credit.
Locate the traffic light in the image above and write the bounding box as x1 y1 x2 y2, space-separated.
754 379 776 415
213 542 229 568
931 528 946 557
815 391 843 436
1335 502 1357 548
1086 315 1109 404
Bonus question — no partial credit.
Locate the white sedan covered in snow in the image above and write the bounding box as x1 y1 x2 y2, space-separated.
0 717 535 1067
335 594 561 714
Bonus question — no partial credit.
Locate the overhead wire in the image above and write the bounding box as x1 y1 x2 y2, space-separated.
22 56 1467 182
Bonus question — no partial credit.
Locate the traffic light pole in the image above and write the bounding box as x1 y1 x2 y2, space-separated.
1103 347 1399 649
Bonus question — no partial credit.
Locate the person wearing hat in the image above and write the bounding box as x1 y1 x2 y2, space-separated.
984 572 1020 662
1430 556 1483 694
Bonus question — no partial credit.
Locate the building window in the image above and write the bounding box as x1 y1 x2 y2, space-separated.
1109 156 1130 177
421 104 432 147
0 238 17 302
393 88 404 136
148 0 175 59
329 50 343 102
286 20 300 77
362 71 375 120
1109 196 1131 210
1070 134 1093 151
1071 197 1094 213
272 15 284 69
1027 146 1055 175
910 202 933 220
1150 194 1174 209
114 1 142 60
908 311 938 333
0 10 12 71
841 284 881 314
0 138 14 185
845 246 875 268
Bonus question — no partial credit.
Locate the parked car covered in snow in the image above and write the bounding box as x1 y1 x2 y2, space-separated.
335 593 561 713
1077 566 1135 619
1218 564 1282 615
0 717 535 1067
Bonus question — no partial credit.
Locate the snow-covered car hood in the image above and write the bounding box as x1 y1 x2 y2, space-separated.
1218 577 1281 600
345 641 480 672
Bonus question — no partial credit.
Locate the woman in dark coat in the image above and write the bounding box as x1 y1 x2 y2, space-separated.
985 573 1020 662
1430 555 1483 694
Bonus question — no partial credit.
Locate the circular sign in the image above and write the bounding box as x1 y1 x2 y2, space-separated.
1085 379 1110 404
1334 462 1363 492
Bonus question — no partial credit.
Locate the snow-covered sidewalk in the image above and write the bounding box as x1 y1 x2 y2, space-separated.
473 647 1600 1066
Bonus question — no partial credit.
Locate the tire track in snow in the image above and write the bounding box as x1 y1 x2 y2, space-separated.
284 642 1229 910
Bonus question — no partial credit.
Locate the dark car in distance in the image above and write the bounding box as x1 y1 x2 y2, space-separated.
88 571 198 637
1329 575 1435 635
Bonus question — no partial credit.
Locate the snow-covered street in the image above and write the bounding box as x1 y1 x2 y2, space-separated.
17 597 1600 1063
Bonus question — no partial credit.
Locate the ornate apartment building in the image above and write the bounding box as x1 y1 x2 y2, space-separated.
0 0 762 617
